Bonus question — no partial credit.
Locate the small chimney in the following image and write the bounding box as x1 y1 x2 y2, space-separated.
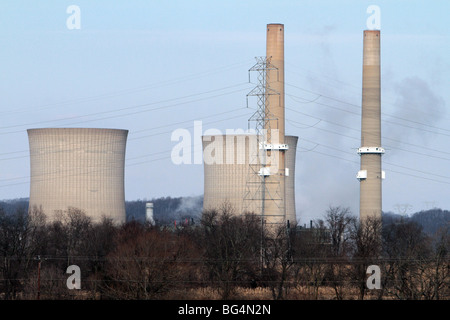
145 202 155 225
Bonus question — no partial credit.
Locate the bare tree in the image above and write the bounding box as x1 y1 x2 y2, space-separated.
82 217 118 298
316 206 356 299
350 215 383 300
426 226 449 300
382 219 435 299
0 206 46 299
322 206 356 257
291 224 330 299
102 222 192 299
260 222 297 300
62 208 93 265
199 204 261 299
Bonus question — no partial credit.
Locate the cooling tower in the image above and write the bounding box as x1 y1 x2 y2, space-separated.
357 30 384 220
284 136 298 224
28 128 128 224
202 134 298 224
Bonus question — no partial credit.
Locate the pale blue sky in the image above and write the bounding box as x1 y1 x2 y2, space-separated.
1 1 449 223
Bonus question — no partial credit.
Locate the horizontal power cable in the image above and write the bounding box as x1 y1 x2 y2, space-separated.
1 59 254 116
285 83 450 136
298 137 450 181
0 106 250 161
285 98 450 158
297 143 450 185
0 108 254 186
285 62 450 124
0 82 252 133
286 117 450 163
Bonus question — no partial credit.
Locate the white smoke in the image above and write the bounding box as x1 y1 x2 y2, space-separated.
385 76 446 149
174 195 203 220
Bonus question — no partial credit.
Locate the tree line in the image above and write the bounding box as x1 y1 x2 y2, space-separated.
0 196 204 225
2 197 448 235
0 204 448 300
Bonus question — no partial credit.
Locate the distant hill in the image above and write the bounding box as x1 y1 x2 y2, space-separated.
0 196 204 225
383 209 450 236
125 195 203 224
0 198 29 215
410 209 450 235
1 198 448 234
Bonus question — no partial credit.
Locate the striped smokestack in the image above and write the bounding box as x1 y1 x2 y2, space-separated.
266 23 285 143
357 30 384 221
264 23 287 225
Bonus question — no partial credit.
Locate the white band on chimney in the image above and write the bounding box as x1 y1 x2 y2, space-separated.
357 146 385 154
260 142 289 150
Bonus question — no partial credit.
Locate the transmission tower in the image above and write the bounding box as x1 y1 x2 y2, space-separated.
243 56 286 226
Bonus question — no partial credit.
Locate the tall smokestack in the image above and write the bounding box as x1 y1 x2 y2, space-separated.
266 23 285 143
264 23 287 225
357 30 384 220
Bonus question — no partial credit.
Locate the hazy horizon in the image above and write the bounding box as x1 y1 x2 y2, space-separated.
1 1 449 224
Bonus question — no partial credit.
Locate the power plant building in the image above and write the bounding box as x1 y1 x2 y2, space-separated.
28 128 128 224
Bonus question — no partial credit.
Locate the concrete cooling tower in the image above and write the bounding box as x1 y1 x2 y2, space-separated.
202 134 298 224
28 128 128 224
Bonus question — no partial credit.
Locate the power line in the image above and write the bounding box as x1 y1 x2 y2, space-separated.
297 143 450 186
1 59 254 116
0 108 254 187
286 106 450 157
286 117 450 163
285 62 450 124
0 82 252 134
285 83 450 137
299 136 450 181
0 106 250 161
